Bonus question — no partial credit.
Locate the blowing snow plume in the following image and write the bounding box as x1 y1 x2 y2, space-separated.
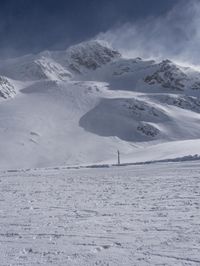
97 0 200 67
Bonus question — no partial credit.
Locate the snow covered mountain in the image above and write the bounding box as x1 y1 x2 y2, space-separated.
1 40 200 168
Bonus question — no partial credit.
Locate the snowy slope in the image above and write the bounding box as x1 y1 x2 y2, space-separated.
1 40 200 168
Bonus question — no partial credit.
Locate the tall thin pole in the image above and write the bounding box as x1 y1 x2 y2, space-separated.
117 150 120 165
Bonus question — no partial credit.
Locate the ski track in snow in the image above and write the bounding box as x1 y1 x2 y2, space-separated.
0 161 200 265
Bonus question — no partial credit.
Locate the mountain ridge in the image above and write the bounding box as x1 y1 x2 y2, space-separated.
0 40 200 168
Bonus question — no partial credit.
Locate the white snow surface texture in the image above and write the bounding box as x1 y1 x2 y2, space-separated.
1 40 200 168
1 162 200 265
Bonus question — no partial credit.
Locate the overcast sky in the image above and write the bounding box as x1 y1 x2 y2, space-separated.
0 0 178 58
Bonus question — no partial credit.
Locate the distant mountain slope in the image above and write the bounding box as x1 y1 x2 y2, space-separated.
0 40 200 168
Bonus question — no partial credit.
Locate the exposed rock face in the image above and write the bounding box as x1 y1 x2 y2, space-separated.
65 40 121 73
161 95 200 113
35 57 72 80
144 60 188 91
0 76 16 99
137 123 160 137
191 81 200 90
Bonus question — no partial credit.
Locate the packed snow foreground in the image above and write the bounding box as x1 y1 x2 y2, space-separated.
1 161 200 265
1 40 200 168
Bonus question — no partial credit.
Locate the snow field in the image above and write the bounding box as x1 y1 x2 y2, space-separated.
1 161 200 265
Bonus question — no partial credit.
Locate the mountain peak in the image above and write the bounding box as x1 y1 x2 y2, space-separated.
67 39 119 54
65 40 121 73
